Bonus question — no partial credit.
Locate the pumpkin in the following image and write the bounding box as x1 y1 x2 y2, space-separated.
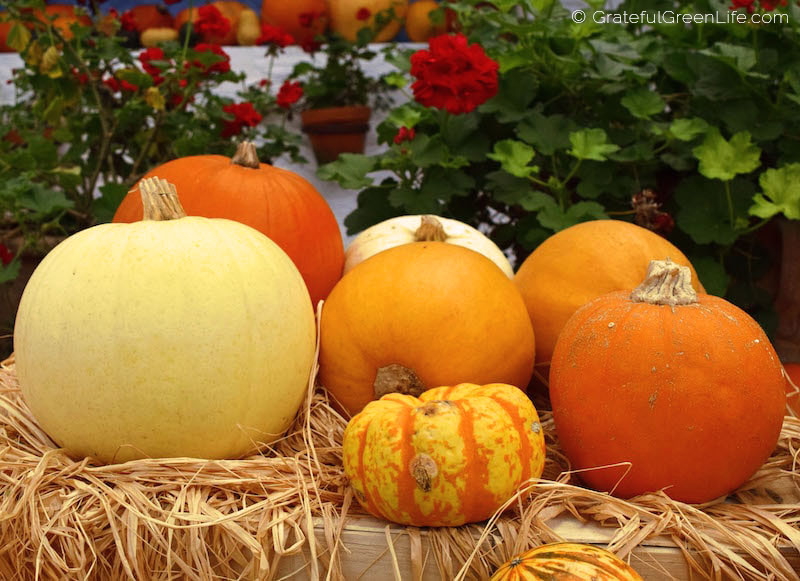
404 0 446 42
34 5 91 40
345 215 513 277
124 4 174 33
549 259 786 503
113 142 344 308
261 0 328 46
514 220 704 368
236 8 261 46
15 178 316 464
343 383 545 527
490 542 643 581
140 27 179 47
319 241 535 415
784 362 800 417
329 0 408 42
0 16 13 52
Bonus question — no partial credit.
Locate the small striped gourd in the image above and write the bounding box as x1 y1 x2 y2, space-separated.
490 542 643 581
342 383 546 527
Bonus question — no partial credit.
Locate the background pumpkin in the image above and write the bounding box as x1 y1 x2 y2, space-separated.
261 0 328 46
319 241 535 415
549 259 786 503
404 0 446 42
490 542 643 581
514 220 704 369
113 142 344 308
329 0 408 42
15 178 316 464
343 383 545 527
34 5 91 40
784 362 800 416
344 214 513 277
123 4 174 33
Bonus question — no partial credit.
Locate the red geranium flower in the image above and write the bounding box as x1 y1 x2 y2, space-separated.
299 11 323 28
193 44 231 74
276 80 303 108
393 126 415 144
356 7 371 20
139 47 166 85
222 102 262 137
759 0 786 9
300 38 321 54
164 0 182 4
120 10 137 31
0 244 13 266
410 33 499 115
71 67 89 85
256 23 295 47
195 4 231 42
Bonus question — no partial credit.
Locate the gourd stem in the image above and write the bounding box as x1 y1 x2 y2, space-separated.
414 216 448 242
630 258 698 306
373 364 427 399
139 177 187 221
231 141 261 169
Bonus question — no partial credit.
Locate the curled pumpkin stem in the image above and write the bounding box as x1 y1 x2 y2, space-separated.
373 364 427 399
414 216 448 242
138 177 187 221
630 258 697 306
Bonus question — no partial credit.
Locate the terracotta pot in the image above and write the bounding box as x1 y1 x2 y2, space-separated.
301 105 371 165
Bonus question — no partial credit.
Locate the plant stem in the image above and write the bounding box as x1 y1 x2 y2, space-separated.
724 180 735 227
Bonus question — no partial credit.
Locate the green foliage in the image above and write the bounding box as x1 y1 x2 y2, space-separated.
319 0 800 331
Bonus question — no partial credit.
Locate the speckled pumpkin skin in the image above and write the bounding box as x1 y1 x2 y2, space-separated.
342 383 546 527
549 290 786 503
490 542 643 581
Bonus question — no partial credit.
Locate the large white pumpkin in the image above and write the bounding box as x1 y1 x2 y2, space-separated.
345 215 514 277
14 178 316 464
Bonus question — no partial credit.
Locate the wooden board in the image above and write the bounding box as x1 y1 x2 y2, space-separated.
274 515 799 580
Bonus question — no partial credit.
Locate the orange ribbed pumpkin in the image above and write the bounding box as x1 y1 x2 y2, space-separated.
319 242 535 416
342 383 545 527
490 543 643 581
550 259 786 503
784 362 800 416
514 220 704 368
261 0 327 45
113 142 344 307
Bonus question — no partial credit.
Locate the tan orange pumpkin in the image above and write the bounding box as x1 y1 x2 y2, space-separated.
319 241 535 415
261 0 328 46
549 259 786 503
490 542 643 581
784 362 800 417
343 383 546 527
515 220 704 368
113 142 344 307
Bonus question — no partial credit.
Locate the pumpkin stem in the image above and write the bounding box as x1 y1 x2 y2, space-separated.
138 177 187 221
414 216 448 242
409 453 438 492
630 258 698 306
231 141 261 169
373 364 427 399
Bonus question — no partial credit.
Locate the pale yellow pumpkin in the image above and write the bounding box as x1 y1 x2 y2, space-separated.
345 215 513 277
15 178 316 464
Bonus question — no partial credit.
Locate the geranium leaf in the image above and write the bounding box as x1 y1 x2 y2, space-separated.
669 118 709 141
568 128 620 161
749 163 800 220
621 88 664 119
487 140 538 178
675 176 754 245
316 154 376 189
516 112 575 155
692 128 761 181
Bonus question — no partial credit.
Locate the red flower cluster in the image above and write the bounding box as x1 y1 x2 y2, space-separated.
257 23 295 47
222 102 262 137
410 33 499 115
103 76 138 93
393 126 415 144
139 47 166 85
276 80 303 108
71 67 88 85
0 244 14 266
193 44 231 74
356 7 372 20
195 4 231 41
120 10 137 32
730 0 786 10
759 0 787 9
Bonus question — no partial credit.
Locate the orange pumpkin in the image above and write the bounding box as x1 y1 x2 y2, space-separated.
0 16 13 52
34 5 91 40
514 220 704 368
343 383 546 527
490 542 643 581
405 1 447 42
549 259 786 503
784 362 800 417
329 0 408 42
174 1 244 45
124 4 174 33
261 0 328 45
319 242 535 416
113 142 344 307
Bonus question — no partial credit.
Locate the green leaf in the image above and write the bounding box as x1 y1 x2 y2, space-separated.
675 176 754 245
0 259 21 285
92 183 129 223
487 140 538 179
749 163 800 220
388 186 441 214
441 113 479 148
669 118 709 142
701 43 756 73
18 186 73 216
692 129 761 181
479 69 538 123
621 88 664 119
516 112 576 155
407 135 448 168
344 184 402 235
383 72 407 89
690 255 729 297
316 154 376 189
385 104 423 129
116 68 152 89
7 23 31 52
537 200 607 231
568 128 620 161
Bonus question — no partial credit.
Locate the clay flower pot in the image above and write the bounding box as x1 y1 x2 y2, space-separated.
301 105 371 165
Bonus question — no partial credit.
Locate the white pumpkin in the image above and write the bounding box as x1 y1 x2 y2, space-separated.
344 215 514 277
14 178 316 464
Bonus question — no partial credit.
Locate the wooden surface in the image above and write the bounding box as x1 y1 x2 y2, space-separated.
273 514 799 580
